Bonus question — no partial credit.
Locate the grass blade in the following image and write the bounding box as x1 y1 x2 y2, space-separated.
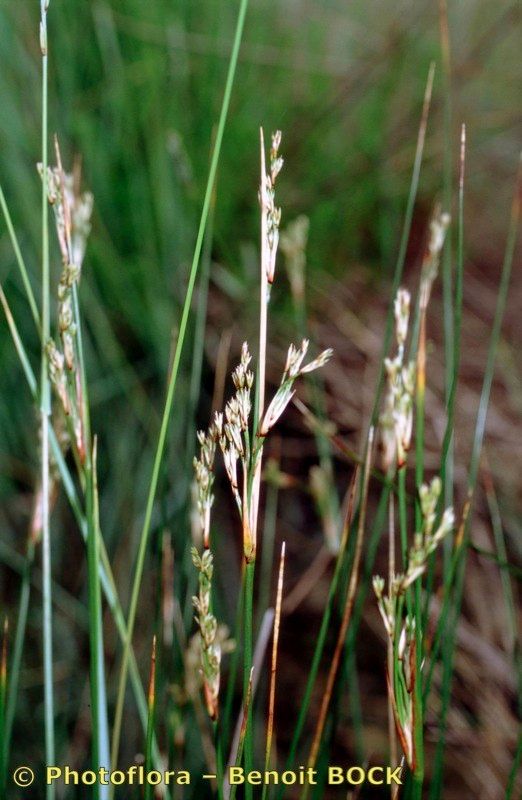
111 0 251 766
428 158 520 800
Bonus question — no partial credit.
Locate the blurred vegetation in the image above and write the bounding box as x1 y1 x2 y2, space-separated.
0 0 520 794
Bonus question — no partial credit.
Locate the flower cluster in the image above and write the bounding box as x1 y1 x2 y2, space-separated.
191 547 221 721
193 421 221 550
182 626 235 705
259 130 283 285
259 339 333 437
404 477 455 587
380 288 415 470
373 476 454 635
420 208 450 310
40 149 93 464
215 342 254 514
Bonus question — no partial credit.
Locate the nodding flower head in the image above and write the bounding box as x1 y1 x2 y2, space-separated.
260 130 284 285
260 341 332 437
380 287 415 471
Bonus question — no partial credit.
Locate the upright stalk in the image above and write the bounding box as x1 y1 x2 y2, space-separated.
428 159 520 800
39 4 55 796
110 0 251 766
242 560 255 798
144 637 157 800
439 0 454 511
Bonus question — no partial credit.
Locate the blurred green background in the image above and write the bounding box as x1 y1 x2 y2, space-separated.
0 0 520 793
0 0 520 451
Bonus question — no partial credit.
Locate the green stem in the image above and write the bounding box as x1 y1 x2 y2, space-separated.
428 163 520 800
86 452 101 800
144 637 156 800
243 559 255 800
0 183 40 329
2 538 35 776
397 467 408 567
0 280 158 766
278 507 355 795
369 63 435 430
222 565 245 752
40 5 55 796
214 720 224 800
111 0 251 768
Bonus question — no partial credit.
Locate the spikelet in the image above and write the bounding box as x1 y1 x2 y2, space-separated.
380 288 415 470
191 547 221 720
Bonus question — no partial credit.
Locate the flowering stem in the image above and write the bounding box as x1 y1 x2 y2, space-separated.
110 0 251 767
242 559 256 800
39 4 55 797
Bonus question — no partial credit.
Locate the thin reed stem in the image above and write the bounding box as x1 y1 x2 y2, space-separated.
0 184 40 328
261 543 286 800
229 668 254 800
39 4 55 795
428 160 520 800
111 0 251 766
278 472 359 793
144 636 157 800
303 431 373 799
387 495 398 772
242 560 255 800
0 276 158 766
369 63 435 429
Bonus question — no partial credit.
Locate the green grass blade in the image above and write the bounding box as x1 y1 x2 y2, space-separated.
39 4 55 796
111 0 251 767
428 160 520 800
0 182 40 329
2 539 35 782
369 62 435 428
144 636 157 800
0 277 158 766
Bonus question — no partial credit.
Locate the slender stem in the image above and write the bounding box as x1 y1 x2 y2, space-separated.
261 543 286 800
369 63 435 430
435 124 466 592
86 444 101 800
39 5 55 796
387 495 398 773
243 560 255 800
0 184 40 329
222 564 245 751
229 668 254 800
110 0 251 767
483 467 521 712
0 277 160 765
0 620 7 797
397 467 409 570
428 161 520 800
303 431 373 798
412 284 428 797
3 538 35 773
439 0 454 516
214 719 225 800
144 637 157 800
278 474 359 794
258 476 278 626
72 272 109 788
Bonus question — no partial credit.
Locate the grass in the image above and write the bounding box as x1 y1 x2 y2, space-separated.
0 2 521 799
